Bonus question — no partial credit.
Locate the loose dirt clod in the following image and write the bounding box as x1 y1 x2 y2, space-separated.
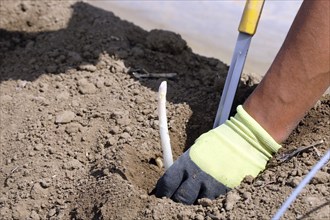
225 191 241 211
0 1 329 220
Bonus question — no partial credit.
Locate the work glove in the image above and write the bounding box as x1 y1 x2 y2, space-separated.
155 105 281 205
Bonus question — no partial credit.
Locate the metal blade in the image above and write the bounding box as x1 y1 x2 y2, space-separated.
213 33 252 128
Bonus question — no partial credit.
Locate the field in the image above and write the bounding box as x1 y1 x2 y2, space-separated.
0 1 329 219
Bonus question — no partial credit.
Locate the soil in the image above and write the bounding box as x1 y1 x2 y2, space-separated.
0 1 329 220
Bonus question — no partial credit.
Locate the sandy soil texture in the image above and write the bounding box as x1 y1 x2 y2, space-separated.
0 1 329 220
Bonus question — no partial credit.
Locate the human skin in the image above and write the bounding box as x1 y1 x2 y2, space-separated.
244 0 330 143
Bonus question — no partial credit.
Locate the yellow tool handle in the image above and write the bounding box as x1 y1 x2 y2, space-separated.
238 0 265 35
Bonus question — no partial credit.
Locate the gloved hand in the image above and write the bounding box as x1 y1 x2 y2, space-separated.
155 105 281 205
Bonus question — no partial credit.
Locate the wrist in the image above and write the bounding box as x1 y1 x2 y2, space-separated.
243 95 294 143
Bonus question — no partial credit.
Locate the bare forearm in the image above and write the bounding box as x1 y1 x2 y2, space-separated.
244 0 330 143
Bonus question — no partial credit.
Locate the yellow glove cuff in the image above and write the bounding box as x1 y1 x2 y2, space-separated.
228 105 281 158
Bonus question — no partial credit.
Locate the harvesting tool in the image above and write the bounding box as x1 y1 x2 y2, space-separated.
213 0 265 128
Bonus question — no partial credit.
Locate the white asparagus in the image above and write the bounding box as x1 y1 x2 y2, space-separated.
158 81 173 170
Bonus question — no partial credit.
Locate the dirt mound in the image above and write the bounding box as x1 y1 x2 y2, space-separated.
1 1 329 220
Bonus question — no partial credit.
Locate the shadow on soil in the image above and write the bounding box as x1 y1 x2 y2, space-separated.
0 2 256 149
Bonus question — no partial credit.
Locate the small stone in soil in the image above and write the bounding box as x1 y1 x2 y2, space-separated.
65 122 82 134
242 191 251 201
311 171 329 184
78 78 97 94
139 194 148 200
40 178 52 188
34 143 43 151
56 91 70 100
243 175 254 184
289 176 302 187
155 157 163 169
225 191 241 211
198 198 213 207
79 63 97 72
30 210 40 220
48 208 57 217
55 111 75 124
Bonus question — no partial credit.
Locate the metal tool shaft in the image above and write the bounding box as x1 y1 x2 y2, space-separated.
213 33 252 128
213 0 264 128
